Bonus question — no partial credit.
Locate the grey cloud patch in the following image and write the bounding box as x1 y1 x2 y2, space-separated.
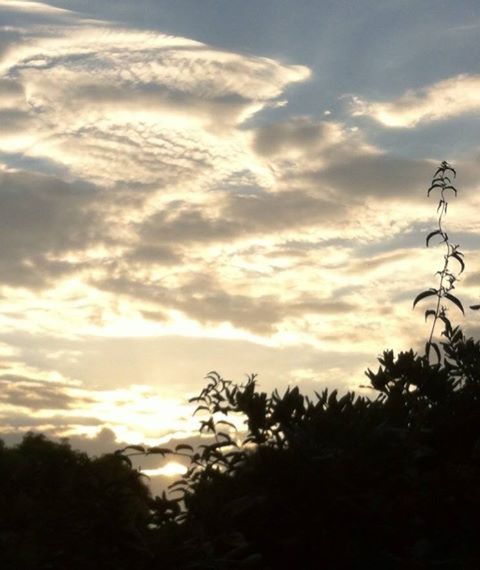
96 271 355 334
290 298 355 314
345 250 411 275
0 374 94 410
464 272 480 287
0 78 25 104
320 155 432 200
0 170 103 288
126 244 181 265
0 109 32 132
1 414 103 430
141 309 169 322
175 291 285 334
95 274 285 334
140 207 236 245
0 28 22 64
226 190 344 231
140 190 345 247
253 118 339 157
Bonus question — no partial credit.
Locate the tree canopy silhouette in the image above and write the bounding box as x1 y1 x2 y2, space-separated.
141 325 480 569
0 433 153 570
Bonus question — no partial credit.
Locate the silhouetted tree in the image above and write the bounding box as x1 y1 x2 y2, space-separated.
0 433 154 570
143 326 480 569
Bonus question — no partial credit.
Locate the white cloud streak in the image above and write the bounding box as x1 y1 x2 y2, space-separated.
350 74 480 127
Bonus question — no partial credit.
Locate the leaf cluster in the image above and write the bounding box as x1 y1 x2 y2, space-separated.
141 329 480 568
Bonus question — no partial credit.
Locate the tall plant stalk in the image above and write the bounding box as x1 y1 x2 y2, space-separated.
413 161 464 363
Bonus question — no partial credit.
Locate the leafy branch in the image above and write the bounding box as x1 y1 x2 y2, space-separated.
413 161 464 363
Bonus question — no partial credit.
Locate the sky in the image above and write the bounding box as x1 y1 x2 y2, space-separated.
0 0 480 487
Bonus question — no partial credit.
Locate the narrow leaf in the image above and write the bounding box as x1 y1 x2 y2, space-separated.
413 289 438 308
444 165 456 177
147 447 172 455
451 252 465 274
426 230 445 247
427 183 444 195
175 444 194 452
444 292 464 314
124 445 145 453
426 342 441 364
216 419 237 430
444 184 457 196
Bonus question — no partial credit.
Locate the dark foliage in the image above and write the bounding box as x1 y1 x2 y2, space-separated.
3 327 480 569
0 433 154 570
1 331 479 569
142 325 480 569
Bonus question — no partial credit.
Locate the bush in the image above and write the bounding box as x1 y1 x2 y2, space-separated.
0 433 154 570
146 326 480 569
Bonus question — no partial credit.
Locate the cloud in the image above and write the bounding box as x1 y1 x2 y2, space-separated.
0 1 69 14
0 169 102 288
344 250 411 275
253 118 344 157
0 8 309 187
350 74 480 127
138 188 344 248
95 267 356 335
0 373 93 410
2 0 476 452
320 154 432 201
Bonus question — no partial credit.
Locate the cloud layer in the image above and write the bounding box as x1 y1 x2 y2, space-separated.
0 1 480 456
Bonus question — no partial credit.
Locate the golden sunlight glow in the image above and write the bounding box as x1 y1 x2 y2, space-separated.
142 462 188 478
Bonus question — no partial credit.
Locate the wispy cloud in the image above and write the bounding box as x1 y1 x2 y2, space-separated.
350 74 480 127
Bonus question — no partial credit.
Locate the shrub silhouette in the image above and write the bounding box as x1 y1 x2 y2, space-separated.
0 433 154 570
145 329 480 569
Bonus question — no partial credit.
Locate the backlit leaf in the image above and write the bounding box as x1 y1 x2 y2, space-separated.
444 292 464 314
413 289 438 308
426 230 445 247
175 444 194 453
451 252 465 274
